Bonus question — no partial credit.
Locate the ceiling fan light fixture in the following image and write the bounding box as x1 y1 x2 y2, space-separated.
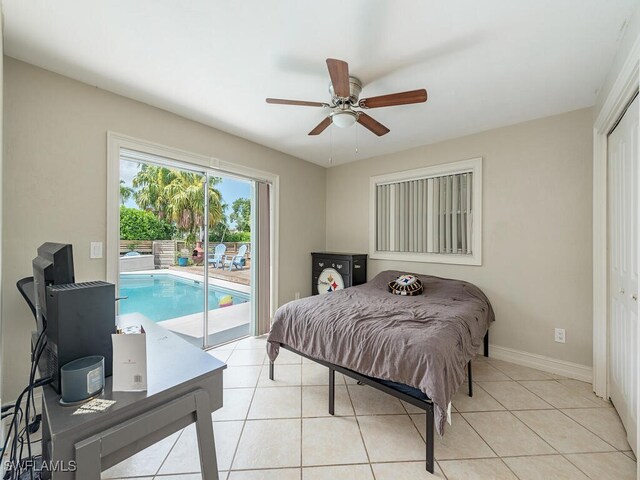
331 110 358 128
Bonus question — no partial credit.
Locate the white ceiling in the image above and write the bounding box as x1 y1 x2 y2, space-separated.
3 0 636 166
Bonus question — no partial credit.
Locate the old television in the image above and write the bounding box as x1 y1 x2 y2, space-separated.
31 242 116 393
32 242 75 333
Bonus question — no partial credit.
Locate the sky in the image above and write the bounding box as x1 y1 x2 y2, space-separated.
120 160 251 228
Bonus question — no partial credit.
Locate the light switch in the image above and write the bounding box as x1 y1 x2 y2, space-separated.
90 242 103 259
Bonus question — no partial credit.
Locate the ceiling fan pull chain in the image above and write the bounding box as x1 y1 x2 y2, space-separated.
355 123 359 155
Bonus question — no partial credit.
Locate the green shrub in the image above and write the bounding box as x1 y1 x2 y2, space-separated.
209 230 250 243
120 206 175 240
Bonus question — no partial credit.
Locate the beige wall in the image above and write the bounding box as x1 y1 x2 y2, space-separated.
2 57 326 400
326 108 593 367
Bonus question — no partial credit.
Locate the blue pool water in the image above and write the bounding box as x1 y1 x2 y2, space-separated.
119 274 249 322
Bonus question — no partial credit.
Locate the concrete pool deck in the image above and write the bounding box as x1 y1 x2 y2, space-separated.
168 261 251 286
158 302 250 340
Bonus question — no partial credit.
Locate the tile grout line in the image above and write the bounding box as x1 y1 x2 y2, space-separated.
400 398 451 480
122 351 634 478
466 366 630 465
458 376 564 462
224 361 264 474
513 379 623 451
554 408 622 452
466 375 511 411
515 378 604 409
151 426 187 479
343 379 377 480
459 363 563 465
560 451 601 480
463 407 561 459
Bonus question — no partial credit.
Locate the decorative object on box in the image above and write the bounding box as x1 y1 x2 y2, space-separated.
388 274 424 296
112 325 147 391
311 252 367 295
59 355 105 406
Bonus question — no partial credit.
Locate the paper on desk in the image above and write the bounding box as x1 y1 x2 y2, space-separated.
112 325 147 391
73 399 116 415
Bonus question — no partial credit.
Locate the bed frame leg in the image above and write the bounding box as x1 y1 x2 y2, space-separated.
468 361 473 397
425 404 434 473
484 330 489 357
328 367 335 415
269 361 274 380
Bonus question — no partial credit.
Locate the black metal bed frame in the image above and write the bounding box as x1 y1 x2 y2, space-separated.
269 330 490 474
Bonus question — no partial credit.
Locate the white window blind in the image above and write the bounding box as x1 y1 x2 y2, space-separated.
369 158 482 265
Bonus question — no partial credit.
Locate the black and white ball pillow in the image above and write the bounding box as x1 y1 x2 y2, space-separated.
388 274 424 296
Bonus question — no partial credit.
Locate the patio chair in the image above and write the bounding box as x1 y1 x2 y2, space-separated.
208 244 227 269
225 244 248 271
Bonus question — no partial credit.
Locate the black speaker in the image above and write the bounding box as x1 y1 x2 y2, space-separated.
42 281 116 393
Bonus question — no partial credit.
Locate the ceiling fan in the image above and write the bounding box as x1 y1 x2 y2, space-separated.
266 58 428 137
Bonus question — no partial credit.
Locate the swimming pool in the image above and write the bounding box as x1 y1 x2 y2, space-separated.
119 274 249 322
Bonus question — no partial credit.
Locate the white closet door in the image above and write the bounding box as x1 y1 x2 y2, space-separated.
608 94 638 454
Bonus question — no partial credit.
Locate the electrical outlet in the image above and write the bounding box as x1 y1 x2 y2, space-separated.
554 328 566 344
294 292 300 300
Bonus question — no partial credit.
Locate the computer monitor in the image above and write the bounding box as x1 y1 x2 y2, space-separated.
32 242 75 333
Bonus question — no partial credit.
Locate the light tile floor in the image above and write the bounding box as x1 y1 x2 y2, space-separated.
102 336 637 480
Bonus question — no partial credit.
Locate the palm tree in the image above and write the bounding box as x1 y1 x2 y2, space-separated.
119 180 134 205
133 165 224 241
132 164 176 219
164 173 223 242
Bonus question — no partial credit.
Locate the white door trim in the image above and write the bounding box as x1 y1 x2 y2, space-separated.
106 131 280 327
592 37 640 400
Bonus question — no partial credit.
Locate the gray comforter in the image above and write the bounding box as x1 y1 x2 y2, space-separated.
267 270 494 435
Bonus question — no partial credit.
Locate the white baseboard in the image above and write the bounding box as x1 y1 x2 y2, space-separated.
488 344 593 384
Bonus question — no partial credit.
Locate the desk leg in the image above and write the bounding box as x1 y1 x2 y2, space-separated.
49 437 77 480
194 390 219 480
75 440 101 479
41 404 52 480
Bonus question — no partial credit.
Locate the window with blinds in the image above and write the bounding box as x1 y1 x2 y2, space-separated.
369 157 482 265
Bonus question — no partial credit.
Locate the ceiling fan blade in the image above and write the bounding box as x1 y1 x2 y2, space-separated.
266 98 329 107
357 113 390 136
308 117 332 136
326 58 350 98
359 89 428 109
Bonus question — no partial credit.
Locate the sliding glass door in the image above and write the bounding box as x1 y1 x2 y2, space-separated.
117 149 253 348
203 172 253 346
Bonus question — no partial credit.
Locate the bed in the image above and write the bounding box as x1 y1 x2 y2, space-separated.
266 270 494 473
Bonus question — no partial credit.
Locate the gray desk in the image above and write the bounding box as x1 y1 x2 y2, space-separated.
39 314 226 480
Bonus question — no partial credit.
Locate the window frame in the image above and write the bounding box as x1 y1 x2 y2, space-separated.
368 157 483 266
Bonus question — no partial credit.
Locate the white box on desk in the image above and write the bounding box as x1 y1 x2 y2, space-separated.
112 326 147 391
